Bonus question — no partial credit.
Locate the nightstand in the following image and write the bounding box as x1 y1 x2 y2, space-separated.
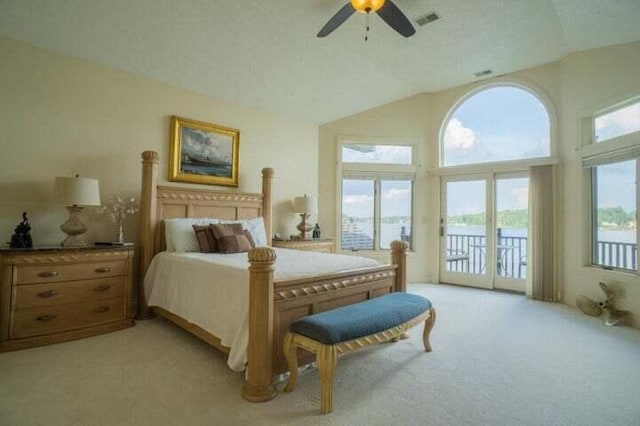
271 239 334 253
0 245 135 352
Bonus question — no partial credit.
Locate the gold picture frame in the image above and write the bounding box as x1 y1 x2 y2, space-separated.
169 116 240 187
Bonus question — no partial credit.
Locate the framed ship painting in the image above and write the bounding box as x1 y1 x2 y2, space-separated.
169 116 239 187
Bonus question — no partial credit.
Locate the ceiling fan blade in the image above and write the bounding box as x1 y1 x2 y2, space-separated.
317 3 356 38
376 0 415 38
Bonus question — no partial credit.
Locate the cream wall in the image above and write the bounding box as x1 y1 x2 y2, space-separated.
319 41 640 326
0 37 319 248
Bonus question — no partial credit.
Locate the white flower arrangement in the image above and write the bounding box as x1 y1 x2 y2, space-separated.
98 196 139 242
98 196 139 222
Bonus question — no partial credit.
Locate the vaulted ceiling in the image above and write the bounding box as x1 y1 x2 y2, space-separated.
1 0 639 124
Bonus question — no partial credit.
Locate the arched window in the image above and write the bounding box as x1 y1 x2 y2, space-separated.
441 85 551 167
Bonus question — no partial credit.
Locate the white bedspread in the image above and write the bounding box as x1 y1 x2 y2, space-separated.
143 248 379 371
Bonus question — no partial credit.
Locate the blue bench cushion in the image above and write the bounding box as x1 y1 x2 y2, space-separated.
290 293 431 345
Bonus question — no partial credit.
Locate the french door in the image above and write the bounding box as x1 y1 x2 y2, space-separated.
439 173 528 292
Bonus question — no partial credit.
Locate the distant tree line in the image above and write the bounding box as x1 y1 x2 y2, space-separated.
448 207 636 229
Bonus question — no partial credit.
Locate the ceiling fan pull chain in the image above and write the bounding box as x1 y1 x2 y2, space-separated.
365 11 370 42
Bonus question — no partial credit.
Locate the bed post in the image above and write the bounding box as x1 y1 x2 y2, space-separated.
242 247 277 402
138 150 159 319
261 167 273 245
390 240 409 293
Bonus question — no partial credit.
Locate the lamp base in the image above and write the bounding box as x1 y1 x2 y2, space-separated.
60 205 88 247
296 213 313 240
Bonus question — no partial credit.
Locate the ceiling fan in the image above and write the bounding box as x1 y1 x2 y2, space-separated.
318 0 415 39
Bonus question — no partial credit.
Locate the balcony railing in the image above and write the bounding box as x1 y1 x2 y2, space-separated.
595 240 637 270
446 233 527 278
447 233 638 278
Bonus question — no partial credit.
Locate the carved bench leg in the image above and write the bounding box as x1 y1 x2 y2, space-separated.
317 344 338 414
422 308 436 352
283 333 298 393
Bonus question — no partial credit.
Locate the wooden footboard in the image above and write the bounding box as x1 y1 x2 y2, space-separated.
242 242 408 402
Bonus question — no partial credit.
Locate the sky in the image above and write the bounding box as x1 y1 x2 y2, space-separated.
342 179 411 218
595 102 640 142
443 86 550 166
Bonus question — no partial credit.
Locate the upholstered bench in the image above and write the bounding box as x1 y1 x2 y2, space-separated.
283 293 436 414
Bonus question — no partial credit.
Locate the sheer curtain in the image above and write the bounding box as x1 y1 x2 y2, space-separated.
528 165 555 301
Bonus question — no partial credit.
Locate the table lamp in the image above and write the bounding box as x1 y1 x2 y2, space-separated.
293 195 317 240
54 175 101 247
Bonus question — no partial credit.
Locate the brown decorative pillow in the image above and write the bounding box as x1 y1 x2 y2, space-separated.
192 225 217 253
210 223 255 254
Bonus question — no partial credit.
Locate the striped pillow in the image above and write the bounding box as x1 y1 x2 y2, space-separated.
192 225 217 253
210 223 255 254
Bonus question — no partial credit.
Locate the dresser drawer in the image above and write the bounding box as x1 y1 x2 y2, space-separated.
10 297 125 339
14 277 124 309
14 260 126 285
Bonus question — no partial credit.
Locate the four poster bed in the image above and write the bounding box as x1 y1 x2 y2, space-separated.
137 151 408 402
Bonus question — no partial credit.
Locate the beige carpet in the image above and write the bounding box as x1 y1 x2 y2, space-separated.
2 283 640 426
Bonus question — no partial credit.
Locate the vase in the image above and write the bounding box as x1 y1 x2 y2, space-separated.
116 221 125 244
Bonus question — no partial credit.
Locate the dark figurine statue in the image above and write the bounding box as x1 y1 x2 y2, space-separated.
10 212 33 249
312 223 321 239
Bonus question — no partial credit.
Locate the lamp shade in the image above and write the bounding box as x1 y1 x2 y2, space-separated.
54 176 101 206
293 195 317 214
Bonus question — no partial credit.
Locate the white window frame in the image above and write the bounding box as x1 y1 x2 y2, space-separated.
337 137 418 252
581 96 640 275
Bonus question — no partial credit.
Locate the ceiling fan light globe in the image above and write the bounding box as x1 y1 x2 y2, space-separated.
350 0 386 13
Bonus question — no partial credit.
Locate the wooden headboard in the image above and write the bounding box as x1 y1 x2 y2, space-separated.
137 150 273 317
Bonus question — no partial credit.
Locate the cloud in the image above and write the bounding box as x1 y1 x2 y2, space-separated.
595 102 640 135
342 144 411 164
444 118 476 150
511 187 529 209
343 194 373 204
383 188 409 201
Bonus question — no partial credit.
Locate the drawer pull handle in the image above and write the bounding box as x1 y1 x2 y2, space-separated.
38 271 59 278
94 306 110 313
36 314 56 322
94 284 111 292
37 290 58 298
94 267 111 273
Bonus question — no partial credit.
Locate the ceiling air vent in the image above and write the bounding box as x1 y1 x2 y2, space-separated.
474 69 493 77
415 12 440 27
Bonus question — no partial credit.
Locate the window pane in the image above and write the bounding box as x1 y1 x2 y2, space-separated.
595 101 640 143
592 160 637 270
446 180 486 275
442 86 550 166
380 180 412 249
496 177 529 279
342 144 412 165
341 179 374 250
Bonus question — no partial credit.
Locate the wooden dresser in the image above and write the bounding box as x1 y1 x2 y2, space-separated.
0 245 134 352
272 239 334 253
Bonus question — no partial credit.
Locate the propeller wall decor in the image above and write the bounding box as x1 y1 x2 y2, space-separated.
576 282 628 326
318 0 415 39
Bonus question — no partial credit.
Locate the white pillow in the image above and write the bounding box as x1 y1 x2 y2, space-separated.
164 218 221 252
219 217 268 247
